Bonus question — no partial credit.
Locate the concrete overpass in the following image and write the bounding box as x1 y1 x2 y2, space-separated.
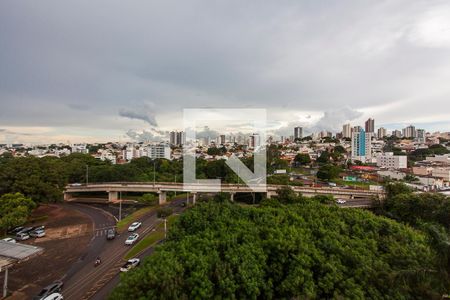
64 182 384 205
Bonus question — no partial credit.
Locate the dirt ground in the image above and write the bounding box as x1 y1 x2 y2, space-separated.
0 204 92 299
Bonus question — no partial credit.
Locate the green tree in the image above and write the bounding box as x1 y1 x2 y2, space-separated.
111 202 446 299
0 193 36 234
316 151 330 164
294 153 311 165
316 164 342 181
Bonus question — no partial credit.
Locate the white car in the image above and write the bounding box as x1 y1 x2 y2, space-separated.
125 233 139 245
336 199 347 204
128 222 142 232
2 237 16 243
42 293 64 300
30 229 46 238
120 258 140 272
15 232 30 241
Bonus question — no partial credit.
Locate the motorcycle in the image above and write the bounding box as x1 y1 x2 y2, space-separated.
94 257 101 267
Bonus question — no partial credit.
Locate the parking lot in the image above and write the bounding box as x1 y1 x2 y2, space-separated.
0 204 93 299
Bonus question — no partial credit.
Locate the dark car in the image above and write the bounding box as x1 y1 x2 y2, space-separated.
106 228 116 240
17 226 34 234
33 281 64 300
8 226 24 234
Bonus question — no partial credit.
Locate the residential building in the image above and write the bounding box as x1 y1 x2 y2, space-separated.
365 118 375 133
146 143 171 160
416 129 425 143
402 125 416 138
169 131 185 146
432 168 450 182
342 123 352 139
72 144 89 154
376 152 407 169
377 127 387 139
352 126 362 133
426 154 450 165
392 130 402 138
351 129 372 162
249 133 261 148
294 127 303 140
219 134 226 145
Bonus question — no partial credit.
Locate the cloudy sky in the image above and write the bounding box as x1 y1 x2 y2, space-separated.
1 0 450 143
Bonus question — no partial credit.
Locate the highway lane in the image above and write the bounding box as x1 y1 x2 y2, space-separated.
62 203 117 281
62 198 186 300
91 244 158 300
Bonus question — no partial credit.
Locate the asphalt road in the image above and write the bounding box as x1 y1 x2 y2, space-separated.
62 203 117 281
61 199 186 300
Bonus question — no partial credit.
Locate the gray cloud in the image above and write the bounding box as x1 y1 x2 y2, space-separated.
119 103 158 127
1 0 450 142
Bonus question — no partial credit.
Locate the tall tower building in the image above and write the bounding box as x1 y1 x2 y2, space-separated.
416 129 425 143
342 124 352 138
377 127 387 139
365 118 375 133
402 125 416 138
392 130 402 138
169 131 177 145
294 127 303 140
351 129 372 162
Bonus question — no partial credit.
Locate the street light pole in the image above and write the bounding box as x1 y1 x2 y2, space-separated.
174 175 177 197
86 165 89 185
153 161 156 187
119 191 122 221
164 218 167 239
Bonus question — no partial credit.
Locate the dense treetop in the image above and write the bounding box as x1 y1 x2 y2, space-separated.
111 200 447 299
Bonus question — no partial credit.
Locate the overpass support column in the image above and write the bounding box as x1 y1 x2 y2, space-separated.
64 192 73 201
158 191 167 205
192 192 197 205
108 191 119 202
230 192 235 202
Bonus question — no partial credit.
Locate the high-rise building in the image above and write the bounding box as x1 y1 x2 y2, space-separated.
169 131 185 146
352 126 362 133
416 129 425 143
365 118 375 133
377 127 387 139
392 130 402 138
219 134 226 145
294 127 303 140
351 129 372 162
402 125 416 138
169 131 177 145
342 124 352 138
249 133 261 148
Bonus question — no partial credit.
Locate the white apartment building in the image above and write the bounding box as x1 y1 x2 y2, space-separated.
145 144 171 160
376 152 407 169
72 144 89 154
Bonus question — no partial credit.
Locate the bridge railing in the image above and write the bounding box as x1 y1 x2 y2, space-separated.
65 182 384 195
